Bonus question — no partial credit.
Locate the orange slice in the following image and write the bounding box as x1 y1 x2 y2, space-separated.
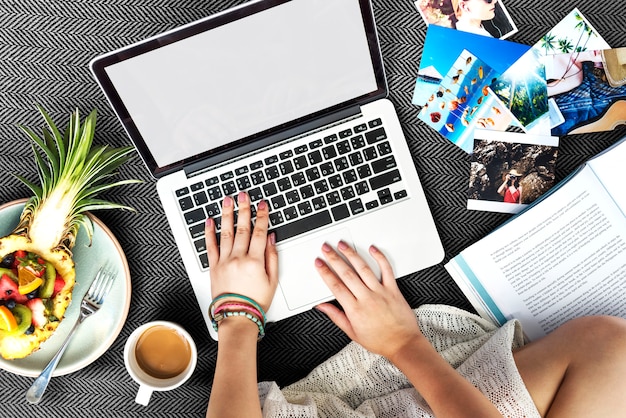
0 306 18 332
17 266 44 295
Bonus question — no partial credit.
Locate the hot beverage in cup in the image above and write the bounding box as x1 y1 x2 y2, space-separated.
124 321 197 406
135 325 192 379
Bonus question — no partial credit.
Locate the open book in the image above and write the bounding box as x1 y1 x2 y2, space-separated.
445 137 626 341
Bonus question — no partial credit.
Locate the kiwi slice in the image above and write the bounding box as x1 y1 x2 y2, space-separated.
38 262 56 299
0 267 18 282
11 304 32 335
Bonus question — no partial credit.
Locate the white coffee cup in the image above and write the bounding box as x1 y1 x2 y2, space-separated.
124 321 197 406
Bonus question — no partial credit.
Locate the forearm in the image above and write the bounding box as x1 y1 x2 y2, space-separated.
389 337 502 418
207 318 262 418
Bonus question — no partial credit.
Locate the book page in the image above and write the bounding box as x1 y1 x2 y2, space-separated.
587 138 626 213
449 164 626 340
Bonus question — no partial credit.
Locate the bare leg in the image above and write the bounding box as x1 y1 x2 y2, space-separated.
513 316 626 417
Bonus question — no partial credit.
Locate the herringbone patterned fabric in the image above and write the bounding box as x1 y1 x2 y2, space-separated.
0 0 625 416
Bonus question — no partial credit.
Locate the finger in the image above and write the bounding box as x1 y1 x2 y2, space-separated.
369 245 397 288
314 254 356 304
265 233 279 287
219 195 235 256
315 303 356 340
336 241 381 290
249 200 270 257
321 243 371 299
205 218 219 268
232 192 252 253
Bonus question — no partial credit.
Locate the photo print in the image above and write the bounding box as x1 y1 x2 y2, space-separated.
414 0 517 39
490 47 550 135
467 129 559 214
412 25 530 105
547 48 626 136
418 50 518 153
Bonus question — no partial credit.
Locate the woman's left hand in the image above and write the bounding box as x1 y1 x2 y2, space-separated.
205 192 279 312
314 242 423 360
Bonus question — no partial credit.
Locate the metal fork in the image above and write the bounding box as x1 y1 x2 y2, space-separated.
26 267 116 404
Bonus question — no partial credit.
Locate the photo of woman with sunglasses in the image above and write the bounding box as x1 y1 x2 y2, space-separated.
415 0 517 40
450 0 516 38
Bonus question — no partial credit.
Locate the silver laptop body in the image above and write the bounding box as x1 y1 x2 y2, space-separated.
91 0 444 339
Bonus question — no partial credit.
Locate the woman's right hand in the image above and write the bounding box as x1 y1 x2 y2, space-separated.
205 192 279 313
314 242 423 360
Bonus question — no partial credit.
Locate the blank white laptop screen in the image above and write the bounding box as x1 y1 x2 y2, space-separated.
104 0 378 168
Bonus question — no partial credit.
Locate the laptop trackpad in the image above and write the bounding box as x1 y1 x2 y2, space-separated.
277 229 353 310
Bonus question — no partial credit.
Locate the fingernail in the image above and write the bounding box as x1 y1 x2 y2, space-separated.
337 240 349 250
369 245 378 254
238 191 248 203
321 243 332 253
206 218 213 227
223 196 233 207
258 200 267 210
269 232 276 245
314 258 325 267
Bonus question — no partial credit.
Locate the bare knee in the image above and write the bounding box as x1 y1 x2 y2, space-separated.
558 315 626 361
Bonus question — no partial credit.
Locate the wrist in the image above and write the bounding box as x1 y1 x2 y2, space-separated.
217 316 260 340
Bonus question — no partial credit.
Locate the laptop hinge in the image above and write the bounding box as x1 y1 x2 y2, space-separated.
184 105 362 178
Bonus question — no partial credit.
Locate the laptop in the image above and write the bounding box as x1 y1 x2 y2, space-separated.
90 0 444 339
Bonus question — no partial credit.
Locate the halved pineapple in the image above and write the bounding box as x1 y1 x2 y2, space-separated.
0 106 139 359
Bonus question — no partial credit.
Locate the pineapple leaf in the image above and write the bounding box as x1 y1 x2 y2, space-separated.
14 175 43 198
14 106 140 251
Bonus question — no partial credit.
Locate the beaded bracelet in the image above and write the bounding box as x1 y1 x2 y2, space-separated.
214 302 264 325
208 293 267 340
211 308 265 340
208 293 267 324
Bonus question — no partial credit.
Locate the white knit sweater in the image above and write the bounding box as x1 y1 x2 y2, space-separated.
259 304 540 417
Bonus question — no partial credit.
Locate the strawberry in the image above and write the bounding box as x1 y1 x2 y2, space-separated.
0 274 28 304
25 298 47 328
52 276 66 297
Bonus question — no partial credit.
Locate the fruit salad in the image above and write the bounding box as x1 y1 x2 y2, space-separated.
0 251 66 338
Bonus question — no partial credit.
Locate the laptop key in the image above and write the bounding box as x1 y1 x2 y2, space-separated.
265 165 280 180
283 206 298 221
285 190 300 204
264 155 278 164
269 211 284 226
271 210 332 242
271 195 287 210
369 169 402 190
176 187 190 197
199 253 209 269
179 196 194 211
371 155 397 174
193 191 208 206
185 208 205 225
349 198 365 215
331 204 350 221
237 176 251 190
368 118 383 128
249 187 263 201
189 223 205 239
293 156 308 170
365 127 387 144
194 238 207 253
297 201 313 216
354 123 367 133
205 202 220 217
262 182 278 197
308 150 322 165
300 185 315 199
191 182 204 192
222 181 237 196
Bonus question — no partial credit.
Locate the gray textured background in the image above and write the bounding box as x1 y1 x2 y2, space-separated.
1 0 625 416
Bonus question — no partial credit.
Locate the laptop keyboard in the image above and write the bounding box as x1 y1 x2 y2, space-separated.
174 118 408 270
